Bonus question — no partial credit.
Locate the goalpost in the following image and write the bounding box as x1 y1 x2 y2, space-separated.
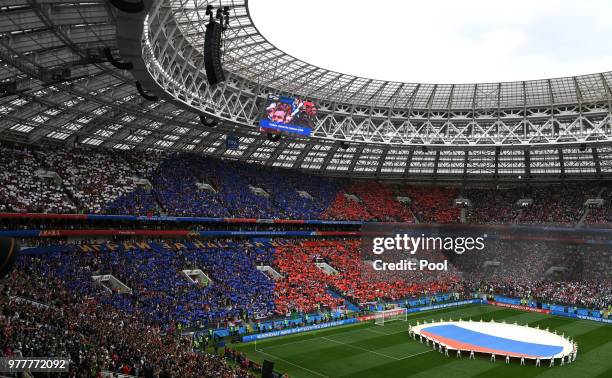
374 307 407 326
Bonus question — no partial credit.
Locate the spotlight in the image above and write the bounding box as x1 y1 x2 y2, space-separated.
200 115 218 128
267 133 281 142
0 81 17 96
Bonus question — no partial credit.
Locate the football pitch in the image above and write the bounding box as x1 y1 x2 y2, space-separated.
233 304 612 378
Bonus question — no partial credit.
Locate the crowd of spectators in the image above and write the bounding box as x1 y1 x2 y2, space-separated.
276 236 612 311
516 185 599 224
42 241 276 328
461 188 520 224
199 159 283 219
259 165 339 220
451 238 612 309
273 242 345 314
468 280 612 310
103 150 164 216
586 186 612 225
1 142 611 226
105 187 159 216
321 191 374 220
0 257 253 377
2 235 612 377
3 139 612 376
404 186 461 223
7 237 611 319
273 240 459 310
224 348 264 377
131 154 339 219
0 145 76 213
320 183 416 222
40 149 142 213
347 182 414 222
150 155 231 217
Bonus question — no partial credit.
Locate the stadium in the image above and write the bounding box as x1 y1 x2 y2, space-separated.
1 0 612 377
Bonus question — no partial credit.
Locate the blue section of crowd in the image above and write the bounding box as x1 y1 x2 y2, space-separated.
124 154 340 220
27 242 277 328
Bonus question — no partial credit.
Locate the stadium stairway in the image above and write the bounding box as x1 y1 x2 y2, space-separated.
326 287 361 313
60 184 80 210
512 207 524 224
577 207 590 227
577 186 608 227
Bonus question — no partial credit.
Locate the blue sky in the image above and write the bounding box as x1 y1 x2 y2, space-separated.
249 0 612 83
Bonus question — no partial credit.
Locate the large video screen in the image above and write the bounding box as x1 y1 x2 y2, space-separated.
259 94 318 137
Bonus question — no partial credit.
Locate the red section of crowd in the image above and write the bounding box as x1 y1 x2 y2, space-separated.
273 243 344 314
321 191 374 221
404 186 461 223
322 182 414 222
272 240 457 313
348 182 414 222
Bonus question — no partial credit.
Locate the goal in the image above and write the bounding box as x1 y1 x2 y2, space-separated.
374 307 407 326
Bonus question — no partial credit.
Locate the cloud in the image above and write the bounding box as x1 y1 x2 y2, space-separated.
249 0 612 83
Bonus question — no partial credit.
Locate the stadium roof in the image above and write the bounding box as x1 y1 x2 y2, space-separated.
1 0 612 180
248 0 612 84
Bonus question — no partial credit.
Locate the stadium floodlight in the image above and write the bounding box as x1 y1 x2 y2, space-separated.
267 133 281 142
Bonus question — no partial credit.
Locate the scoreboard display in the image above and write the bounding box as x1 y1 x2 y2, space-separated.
259 94 318 137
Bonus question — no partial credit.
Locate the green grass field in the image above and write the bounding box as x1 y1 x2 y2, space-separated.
233 304 612 378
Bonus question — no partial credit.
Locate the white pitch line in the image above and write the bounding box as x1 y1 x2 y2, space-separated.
320 336 402 361
398 349 435 360
261 321 437 352
255 348 330 378
258 324 402 351
252 306 493 366
253 305 491 352
363 327 396 336
259 335 325 350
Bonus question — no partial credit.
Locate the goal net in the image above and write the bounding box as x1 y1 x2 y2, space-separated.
374 307 407 326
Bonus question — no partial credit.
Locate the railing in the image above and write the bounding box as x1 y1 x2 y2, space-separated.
0 212 362 225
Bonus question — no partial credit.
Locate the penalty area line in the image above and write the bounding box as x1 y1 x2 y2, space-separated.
320 336 402 361
257 335 324 350
398 349 435 360
363 327 396 336
254 348 330 378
